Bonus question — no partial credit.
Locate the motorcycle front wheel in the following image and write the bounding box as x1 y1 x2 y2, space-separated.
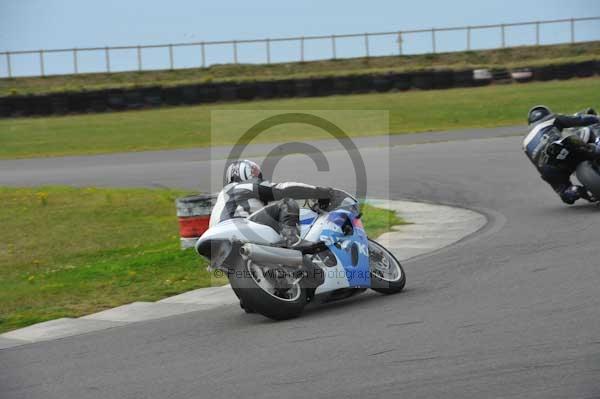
228 257 308 320
368 238 406 294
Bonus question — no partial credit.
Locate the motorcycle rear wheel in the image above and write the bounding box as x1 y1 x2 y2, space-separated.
228 258 308 320
576 161 600 199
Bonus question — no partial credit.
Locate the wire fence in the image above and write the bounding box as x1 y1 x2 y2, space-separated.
2 16 599 78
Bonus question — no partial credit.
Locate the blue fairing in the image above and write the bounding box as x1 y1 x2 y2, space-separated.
320 210 371 288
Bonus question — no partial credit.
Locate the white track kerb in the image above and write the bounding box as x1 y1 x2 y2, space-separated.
0 200 486 350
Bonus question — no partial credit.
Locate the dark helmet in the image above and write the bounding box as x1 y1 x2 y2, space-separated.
528 105 552 125
224 160 263 185
584 107 598 116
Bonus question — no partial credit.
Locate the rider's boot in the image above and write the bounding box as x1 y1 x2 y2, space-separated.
279 198 301 247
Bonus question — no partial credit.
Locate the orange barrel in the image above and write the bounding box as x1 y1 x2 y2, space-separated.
175 194 217 249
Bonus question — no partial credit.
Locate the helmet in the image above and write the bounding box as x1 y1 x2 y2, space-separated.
224 160 263 185
528 105 552 125
584 107 598 116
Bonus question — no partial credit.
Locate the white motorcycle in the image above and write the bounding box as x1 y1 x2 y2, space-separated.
195 197 405 320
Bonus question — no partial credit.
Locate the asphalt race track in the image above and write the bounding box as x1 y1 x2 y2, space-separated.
1 126 599 398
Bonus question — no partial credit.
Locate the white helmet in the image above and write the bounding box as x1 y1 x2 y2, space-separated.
224 160 263 185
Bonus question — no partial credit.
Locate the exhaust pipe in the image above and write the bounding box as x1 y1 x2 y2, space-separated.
240 243 304 267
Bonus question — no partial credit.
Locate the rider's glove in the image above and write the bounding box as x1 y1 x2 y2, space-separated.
316 187 332 210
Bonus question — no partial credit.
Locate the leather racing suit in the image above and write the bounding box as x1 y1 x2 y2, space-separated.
523 113 600 204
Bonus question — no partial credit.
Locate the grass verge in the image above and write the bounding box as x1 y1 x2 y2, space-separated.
1 77 599 159
1 42 598 96
0 186 403 333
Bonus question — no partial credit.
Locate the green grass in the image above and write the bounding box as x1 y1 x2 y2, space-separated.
1 77 599 159
1 42 598 96
0 187 402 333
360 203 407 238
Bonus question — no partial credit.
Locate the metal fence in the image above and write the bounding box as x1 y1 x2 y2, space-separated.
2 16 599 78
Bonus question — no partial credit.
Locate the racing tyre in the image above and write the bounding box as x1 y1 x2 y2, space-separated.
228 258 308 321
576 161 600 199
368 238 406 294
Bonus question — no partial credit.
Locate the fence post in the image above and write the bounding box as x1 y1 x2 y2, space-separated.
364 33 370 58
331 35 337 59
300 36 305 62
5 52 11 78
73 48 78 74
169 44 174 70
466 26 471 50
39 50 45 77
137 45 142 71
233 41 238 64
397 32 403 55
501 24 506 48
105 46 111 73
266 38 271 64
535 21 540 45
431 28 436 53
570 18 575 43
201 42 206 68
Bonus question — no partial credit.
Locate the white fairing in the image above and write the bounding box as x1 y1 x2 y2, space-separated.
197 218 281 248
299 208 318 238
200 208 355 295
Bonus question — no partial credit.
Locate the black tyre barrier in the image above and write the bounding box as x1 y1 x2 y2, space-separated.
491 69 512 82
555 64 576 80
106 90 127 110
218 84 238 102
574 61 596 78
313 77 335 96
373 75 394 92
180 85 200 104
123 90 144 109
49 95 69 115
88 93 108 112
413 71 435 90
140 86 163 107
67 92 92 113
0 98 13 117
197 85 219 103
2 61 599 118
533 64 577 81
16 97 36 116
432 70 454 89
532 66 554 81
392 73 413 91
31 96 53 115
236 83 258 101
294 79 314 97
353 75 375 93
452 70 475 87
255 81 277 99
162 87 183 106
333 76 355 94
274 80 296 97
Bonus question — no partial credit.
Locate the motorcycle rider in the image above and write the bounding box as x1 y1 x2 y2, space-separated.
211 160 351 246
522 105 600 204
